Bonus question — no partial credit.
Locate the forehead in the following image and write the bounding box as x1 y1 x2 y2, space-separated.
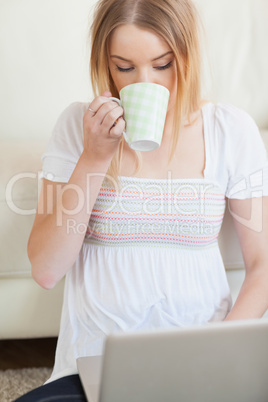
109 24 171 56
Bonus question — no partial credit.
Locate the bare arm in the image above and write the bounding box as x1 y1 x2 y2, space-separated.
224 196 268 320
28 94 125 289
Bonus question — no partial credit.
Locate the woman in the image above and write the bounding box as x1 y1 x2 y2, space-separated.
17 0 268 400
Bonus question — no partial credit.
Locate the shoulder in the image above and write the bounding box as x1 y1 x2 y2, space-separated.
43 102 89 163
206 102 257 133
211 102 259 141
42 102 89 182
60 101 88 117
203 102 267 195
51 101 89 147
205 102 263 159
53 102 88 132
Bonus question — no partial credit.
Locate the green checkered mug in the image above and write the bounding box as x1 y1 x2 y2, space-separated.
110 82 170 152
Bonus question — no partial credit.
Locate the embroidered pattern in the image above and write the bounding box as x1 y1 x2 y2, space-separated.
85 177 226 248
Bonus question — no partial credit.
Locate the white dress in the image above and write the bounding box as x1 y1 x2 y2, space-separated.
42 101 268 382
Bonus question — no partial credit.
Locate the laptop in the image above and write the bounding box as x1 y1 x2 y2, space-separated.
77 319 268 402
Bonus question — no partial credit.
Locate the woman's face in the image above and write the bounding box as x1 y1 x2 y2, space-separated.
108 24 177 112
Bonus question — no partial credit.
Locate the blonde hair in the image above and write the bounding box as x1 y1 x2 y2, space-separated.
90 0 202 179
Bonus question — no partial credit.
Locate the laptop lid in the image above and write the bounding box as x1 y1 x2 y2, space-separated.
78 319 268 402
77 355 102 402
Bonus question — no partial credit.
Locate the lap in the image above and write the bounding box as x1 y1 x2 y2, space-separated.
15 374 86 402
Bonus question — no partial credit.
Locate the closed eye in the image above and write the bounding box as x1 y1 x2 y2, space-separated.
116 65 133 72
155 61 173 70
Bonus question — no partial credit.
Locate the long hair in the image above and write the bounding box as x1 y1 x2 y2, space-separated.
90 0 202 179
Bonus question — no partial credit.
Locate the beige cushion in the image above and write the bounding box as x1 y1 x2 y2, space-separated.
195 0 268 129
0 141 45 277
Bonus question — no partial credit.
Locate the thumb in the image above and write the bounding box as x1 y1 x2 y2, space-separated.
102 90 112 97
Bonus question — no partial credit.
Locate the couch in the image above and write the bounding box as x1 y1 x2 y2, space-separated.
1 0 268 339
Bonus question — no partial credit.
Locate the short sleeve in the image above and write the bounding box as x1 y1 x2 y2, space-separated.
216 104 268 199
41 102 87 182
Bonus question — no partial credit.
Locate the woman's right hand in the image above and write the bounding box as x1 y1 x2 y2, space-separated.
83 91 125 162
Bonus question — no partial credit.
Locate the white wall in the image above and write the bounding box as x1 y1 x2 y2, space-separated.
1 0 268 143
0 0 97 141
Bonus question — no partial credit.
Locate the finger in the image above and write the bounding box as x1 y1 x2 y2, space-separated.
102 91 112 97
86 100 116 126
109 116 126 138
84 101 123 138
87 105 96 116
101 104 124 130
87 95 114 117
94 101 123 127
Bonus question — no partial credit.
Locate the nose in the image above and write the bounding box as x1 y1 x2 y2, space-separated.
135 68 151 84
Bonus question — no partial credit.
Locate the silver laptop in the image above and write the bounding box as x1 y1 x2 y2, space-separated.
77 319 268 402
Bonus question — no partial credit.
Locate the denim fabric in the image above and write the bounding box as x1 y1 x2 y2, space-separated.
15 374 87 402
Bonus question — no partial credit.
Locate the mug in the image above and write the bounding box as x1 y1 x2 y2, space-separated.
111 82 170 152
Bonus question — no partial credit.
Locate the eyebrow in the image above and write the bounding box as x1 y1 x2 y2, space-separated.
110 51 173 62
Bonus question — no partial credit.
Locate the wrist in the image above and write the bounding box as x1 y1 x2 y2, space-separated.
79 150 113 174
